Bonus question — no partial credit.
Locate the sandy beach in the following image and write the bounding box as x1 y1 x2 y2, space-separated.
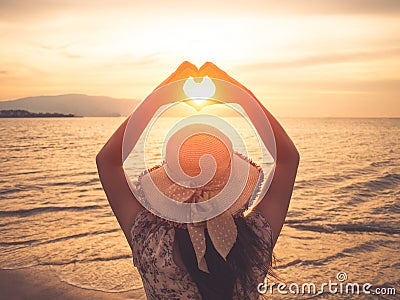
0 266 145 300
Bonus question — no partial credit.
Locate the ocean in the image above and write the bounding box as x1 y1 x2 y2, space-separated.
0 117 399 299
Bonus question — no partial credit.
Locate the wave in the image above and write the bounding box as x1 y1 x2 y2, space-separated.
38 254 132 266
341 172 400 193
276 239 399 269
74 171 99 176
372 201 400 214
0 228 120 247
295 161 399 192
43 228 120 245
0 185 44 195
58 279 142 294
295 175 352 189
0 239 40 246
0 254 134 272
287 223 400 235
1 170 43 177
77 177 99 186
285 217 326 224
370 158 396 167
275 259 302 269
0 205 105 217
0 176 99 194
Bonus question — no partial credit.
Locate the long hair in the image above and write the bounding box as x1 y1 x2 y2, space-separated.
174 214 277 300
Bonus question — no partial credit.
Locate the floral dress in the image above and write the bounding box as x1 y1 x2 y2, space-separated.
129 208 274 300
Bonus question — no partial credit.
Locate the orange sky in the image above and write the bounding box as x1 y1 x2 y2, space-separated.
0 0 399 117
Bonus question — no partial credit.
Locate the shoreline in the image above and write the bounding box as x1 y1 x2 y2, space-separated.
0 266 145 300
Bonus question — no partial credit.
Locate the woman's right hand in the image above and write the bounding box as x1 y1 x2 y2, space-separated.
198 62 258 101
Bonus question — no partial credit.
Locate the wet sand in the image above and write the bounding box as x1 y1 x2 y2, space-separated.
0 266 146 300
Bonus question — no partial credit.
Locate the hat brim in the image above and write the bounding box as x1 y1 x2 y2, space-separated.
137 152 263 222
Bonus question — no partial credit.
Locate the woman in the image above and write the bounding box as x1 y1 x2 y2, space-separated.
96 62 300 299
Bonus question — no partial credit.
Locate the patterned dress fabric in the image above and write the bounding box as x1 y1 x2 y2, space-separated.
130 208 274 300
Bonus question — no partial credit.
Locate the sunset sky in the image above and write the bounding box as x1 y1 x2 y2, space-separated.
1 0 399 117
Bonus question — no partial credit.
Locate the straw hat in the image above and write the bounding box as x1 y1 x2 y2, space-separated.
138 124 263 273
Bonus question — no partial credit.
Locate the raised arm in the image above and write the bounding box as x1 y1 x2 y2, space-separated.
199 62 300 247
96 62 198 243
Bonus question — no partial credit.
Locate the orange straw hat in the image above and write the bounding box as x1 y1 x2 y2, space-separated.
137 124 263 273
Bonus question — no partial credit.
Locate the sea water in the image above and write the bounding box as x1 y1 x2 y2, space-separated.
0 117 399 299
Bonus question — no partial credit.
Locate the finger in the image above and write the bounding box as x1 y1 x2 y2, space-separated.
154 61 198 90
199 62 258 100
199 62 234 84
199 61 222 74
177 61 198 73
170 67 198 81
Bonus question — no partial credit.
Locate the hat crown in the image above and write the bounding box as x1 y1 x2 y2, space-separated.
165 125 233 182
178 133 231 177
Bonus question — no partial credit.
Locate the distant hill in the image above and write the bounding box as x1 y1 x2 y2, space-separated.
0 94 251 118
0 109 75 118
0 94 139 117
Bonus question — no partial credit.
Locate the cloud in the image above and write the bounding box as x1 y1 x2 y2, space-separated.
311 79 400 94
36 43 72 51
61 52 83 59
259 78 400 96
237 47 400 70
29 42 83 59
1 0 400 23
98 53 164 70
274 0 400 15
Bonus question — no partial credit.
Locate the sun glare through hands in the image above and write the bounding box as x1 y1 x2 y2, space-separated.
182 76 220 111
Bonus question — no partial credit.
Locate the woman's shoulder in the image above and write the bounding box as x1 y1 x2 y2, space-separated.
130 208 155 234
129 208 173 267
243 208 274 244
129 209 156 251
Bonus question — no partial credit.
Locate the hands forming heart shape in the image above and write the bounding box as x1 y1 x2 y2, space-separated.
156 61 247 91
154 62 256 103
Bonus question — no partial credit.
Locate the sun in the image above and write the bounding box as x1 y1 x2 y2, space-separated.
182 76 218 111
